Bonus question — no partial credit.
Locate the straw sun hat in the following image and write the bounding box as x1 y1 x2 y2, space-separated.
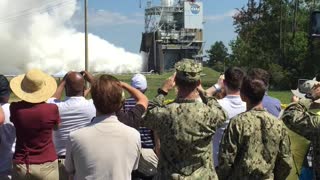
10 69 57 103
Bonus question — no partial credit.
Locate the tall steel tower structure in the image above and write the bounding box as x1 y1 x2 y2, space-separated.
140 0 204 73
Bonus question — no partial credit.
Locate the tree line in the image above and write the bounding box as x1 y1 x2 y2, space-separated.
206 0 320 90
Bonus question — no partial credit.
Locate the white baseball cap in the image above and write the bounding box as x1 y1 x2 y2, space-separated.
131 74 147 91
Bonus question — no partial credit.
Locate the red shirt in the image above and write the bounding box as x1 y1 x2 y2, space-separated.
10 101 60 164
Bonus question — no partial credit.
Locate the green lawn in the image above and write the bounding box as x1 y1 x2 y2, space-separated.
115 67 292 104
115 67 221 100
268 91 292 105
8 67 292 104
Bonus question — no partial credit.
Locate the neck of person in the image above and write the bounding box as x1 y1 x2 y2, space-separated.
226 88 240 96
177 89 199 100
92 111 116 124
66 92 84 97
0 96 9 104
246 101 264 111
95 111 115 117
96 111 103 117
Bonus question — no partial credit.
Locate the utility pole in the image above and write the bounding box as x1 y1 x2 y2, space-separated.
85 0 89 73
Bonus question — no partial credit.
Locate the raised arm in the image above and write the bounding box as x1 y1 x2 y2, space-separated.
80 70 95 84
205 74 224 97
120 82 148 110
116 82 148 128
143 73 176 130
281 99 320 140
149 73 176 109
281 82 320 139
52 78 66 100
81 70 95 97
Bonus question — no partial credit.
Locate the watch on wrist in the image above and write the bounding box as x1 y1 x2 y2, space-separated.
213 83 221 92
157 88 168 96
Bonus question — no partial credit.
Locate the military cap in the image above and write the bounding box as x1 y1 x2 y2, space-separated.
175 59 202 82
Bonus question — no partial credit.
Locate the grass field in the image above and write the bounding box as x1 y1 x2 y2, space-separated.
115 67 222 100
8 67 292 104
268 91 292 104
115 67 292 104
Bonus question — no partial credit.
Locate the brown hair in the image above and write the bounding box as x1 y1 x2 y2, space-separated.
247 68 270 87
91 74 123 114
224 67 245 91
240 76 266 104
175 76 200 91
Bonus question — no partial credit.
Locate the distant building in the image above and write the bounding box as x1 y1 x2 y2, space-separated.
140 0 204 73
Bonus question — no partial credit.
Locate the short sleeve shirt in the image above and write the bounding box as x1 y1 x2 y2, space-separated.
213 95 246 166
10 101 60 164
47 97 96 156
262 95 281 117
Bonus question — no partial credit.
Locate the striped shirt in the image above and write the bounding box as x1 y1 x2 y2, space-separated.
124 98 155 149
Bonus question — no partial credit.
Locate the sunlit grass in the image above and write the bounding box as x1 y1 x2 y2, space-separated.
268 91 292 104
8 68 291 104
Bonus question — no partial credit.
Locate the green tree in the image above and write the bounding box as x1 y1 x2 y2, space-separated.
206 41 228 72
230 0 316 89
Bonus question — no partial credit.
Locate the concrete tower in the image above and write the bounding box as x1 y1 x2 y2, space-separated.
140 0 204 73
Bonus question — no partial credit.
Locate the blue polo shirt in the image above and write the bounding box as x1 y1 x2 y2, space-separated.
262 94 281 117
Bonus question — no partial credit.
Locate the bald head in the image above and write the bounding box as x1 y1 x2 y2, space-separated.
65 72 85 97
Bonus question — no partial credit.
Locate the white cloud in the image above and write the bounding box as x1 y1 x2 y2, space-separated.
205 9 238 22
0 0 143 74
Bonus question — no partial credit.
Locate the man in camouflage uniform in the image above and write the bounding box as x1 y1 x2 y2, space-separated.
143 59 227 180
217 76 292 180
282 82 320 179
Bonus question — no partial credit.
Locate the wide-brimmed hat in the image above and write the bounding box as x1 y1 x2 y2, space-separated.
291 89 305 99
10 69 57 103
291 80 317 98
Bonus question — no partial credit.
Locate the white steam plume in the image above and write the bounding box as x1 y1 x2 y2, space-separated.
0 0 143 75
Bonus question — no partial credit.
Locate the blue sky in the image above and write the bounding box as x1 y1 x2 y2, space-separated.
79 0 248 53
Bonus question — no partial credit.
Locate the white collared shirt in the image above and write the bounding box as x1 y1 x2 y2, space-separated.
47 96 96 156
65 114 141 180
213 95 246 167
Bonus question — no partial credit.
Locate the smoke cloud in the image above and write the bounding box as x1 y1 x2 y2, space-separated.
0 0 143 75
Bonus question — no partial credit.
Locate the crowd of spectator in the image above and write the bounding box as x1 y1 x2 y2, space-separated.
0 59 320 180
